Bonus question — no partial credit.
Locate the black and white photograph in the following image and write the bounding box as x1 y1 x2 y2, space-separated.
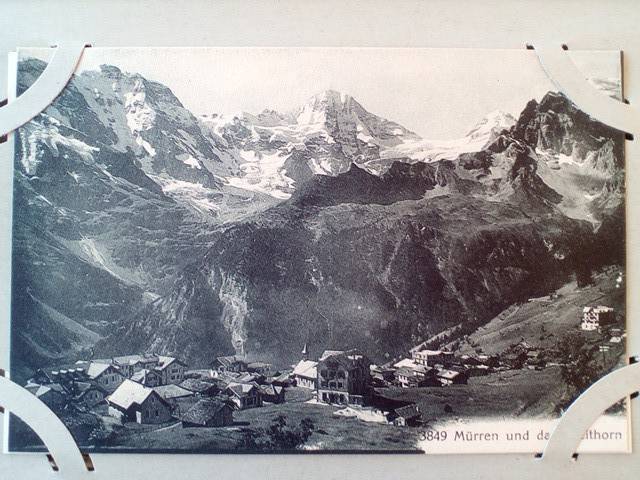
8 47 628 453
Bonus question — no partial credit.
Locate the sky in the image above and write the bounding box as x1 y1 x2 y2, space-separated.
22 47 621 140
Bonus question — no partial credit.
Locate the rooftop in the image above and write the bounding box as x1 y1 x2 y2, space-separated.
181 399 231 424
225 382 259 397
108 379 155 409
215 355 247 367
152 384 193 399
393 358 420 370
179 378 220 393
131 369 159 383
259 384 283 396
156 355 184 370
292 359 318 379
394 404 420 419
86 362 113 379
437 369 461 380
112 354 159 366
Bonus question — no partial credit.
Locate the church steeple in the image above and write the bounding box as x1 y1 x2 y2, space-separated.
302 343 309 361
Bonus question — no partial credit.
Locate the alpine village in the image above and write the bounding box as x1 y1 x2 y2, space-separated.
17 295 625 452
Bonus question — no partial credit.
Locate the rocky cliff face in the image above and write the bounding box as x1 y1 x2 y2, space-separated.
11 59 252 376
511 91 623 176
13 58 625 372
106 176 596 366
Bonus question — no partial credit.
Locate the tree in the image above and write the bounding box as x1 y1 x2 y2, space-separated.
87 420 119 447
558 332 600 401
575 265 593 288
235 415 315 451
237 429 260 450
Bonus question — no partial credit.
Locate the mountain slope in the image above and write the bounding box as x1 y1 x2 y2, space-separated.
97 88 624 367
13 59 625 374
101 177 597 367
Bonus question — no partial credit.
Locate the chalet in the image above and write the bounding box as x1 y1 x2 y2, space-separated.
502 350 527 369
86 362 125 393
26 383 67 411
316 349 371 406
155 356 187 385
180 399 234 428
107 379 172 424
526 350 546 369
436 369 468 386
412 349 444 366
130 368 162 388
111 354 159 378
236 372 265 385
32 363 89 387
393 358 422 370
152 384 194 403
73 382 107 408
395 367 419 388
389 404 422 427
270 371 295 387
247 362 272 376
394 366 439 388
370 365 396 383
458 354 481 366
476 354 499 367
179 378 220 397
292 360 318 389
259 384 285 404
581 306 615 331
30 369 58 386
224 382 263 410
212 355 248 374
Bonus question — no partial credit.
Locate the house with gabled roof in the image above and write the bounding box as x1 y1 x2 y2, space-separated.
107 379 172 424
292 359 318 389
130 368 162 387
31 363 90 387
86 362 125 393
179 378 220 397
26 383 67 411
316 349 371 406
236 372 265 385
389 404 422 427
370 364 396 383
211 355 248 374
247 362 272 376
224 382 263 410
155 356 187 385
152 384 194 403
180 399 234 428
436 368 468 386
581 305 615 331
394 366 439 388
259 384 285 404
270 371 295 387
393 358 421 370
111 354 159 378
73 381 107 408
412 349 455 367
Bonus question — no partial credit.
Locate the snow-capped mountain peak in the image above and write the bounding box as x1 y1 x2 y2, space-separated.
380 110 517 166
465 110 517 141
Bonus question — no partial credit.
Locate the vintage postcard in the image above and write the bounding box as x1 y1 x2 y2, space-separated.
6 47 629 453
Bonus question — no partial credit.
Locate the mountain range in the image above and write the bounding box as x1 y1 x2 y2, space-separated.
11 58 625 377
